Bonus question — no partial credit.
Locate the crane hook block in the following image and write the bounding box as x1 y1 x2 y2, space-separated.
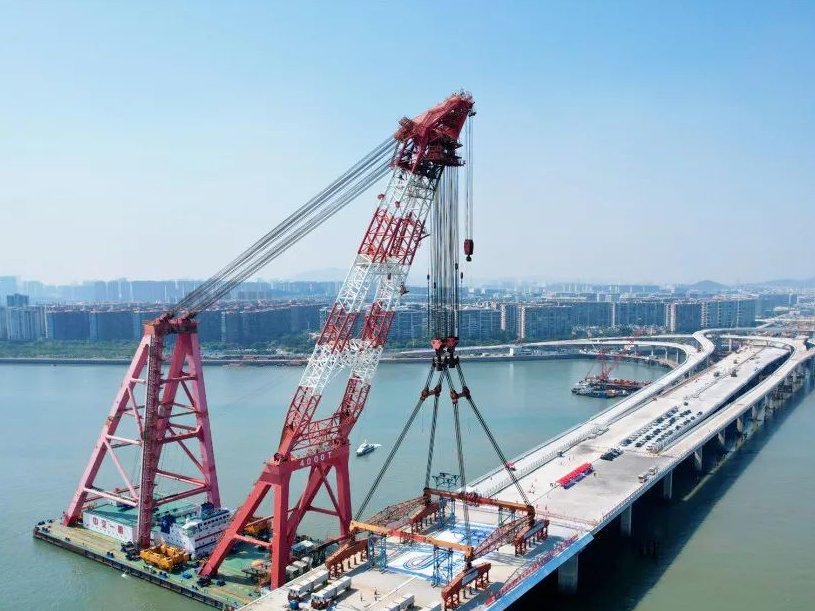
464 238 474 261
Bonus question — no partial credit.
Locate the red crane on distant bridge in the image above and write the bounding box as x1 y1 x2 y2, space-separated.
597 328 647 380
573 328 649 398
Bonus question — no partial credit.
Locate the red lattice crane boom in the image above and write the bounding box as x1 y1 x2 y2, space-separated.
200 92 475 587
598 327 646 380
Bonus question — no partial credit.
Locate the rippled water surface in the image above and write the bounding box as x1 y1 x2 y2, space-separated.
1 358 810 611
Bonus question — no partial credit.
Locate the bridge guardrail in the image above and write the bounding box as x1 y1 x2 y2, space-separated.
482 533 581 608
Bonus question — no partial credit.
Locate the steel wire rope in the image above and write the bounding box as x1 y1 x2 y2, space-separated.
184 158 392 314
172 139 395 316
424 388 442 488
355 364 437 520
444 368 471 545
454 366 532 507
465 115 473 243
174 137 392 310
348 359 393 449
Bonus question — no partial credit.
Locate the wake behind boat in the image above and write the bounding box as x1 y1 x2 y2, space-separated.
356 440 381 456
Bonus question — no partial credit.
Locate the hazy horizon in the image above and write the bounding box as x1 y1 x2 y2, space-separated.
3 267 812 290
2 1 814 285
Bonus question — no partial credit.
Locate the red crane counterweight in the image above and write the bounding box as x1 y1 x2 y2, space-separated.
464 238 474 261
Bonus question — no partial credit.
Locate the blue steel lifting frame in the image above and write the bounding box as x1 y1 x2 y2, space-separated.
367 535 377 569
431 545 454 587
367 534 388 569
432 472 460 491
437 496 456 529
378 536 387 569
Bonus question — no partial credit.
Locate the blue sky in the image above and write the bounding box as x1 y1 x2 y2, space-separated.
1 1 814 285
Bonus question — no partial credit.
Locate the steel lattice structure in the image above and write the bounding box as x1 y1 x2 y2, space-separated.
200 92 475 587
62 318 221 550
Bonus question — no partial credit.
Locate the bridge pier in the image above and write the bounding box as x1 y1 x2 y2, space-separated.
736 415 745 435
620 505 633 538
662 470 673 501
557 554 579 594
717 429 727 449
693 447 704 472
751 401 764 423
766 396 777 418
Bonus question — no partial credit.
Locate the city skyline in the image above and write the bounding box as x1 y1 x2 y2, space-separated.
2 289 780 345
3 2 815 285
2 269 814 294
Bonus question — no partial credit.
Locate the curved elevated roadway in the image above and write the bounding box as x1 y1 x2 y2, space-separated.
468 333 813 606
470 330 716 498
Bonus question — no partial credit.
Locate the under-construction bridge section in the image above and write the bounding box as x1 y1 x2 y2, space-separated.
350 487 543 567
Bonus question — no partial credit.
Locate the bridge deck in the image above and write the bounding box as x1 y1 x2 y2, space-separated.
482 343 788 525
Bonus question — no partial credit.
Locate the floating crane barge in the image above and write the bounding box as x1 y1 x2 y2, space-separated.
571 376 649 398
34 92 503 610
572 331 650 398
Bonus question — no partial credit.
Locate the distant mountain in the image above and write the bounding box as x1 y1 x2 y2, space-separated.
684 280 730 292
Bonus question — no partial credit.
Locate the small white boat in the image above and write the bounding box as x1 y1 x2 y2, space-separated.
356 440 380 456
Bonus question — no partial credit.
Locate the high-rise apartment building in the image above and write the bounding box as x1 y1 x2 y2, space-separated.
518 304 572 340
702 298 756 328
667 301 703 333
0 306 46 340
6 293 30 307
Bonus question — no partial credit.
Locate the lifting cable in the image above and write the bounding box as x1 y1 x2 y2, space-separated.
464 115 474 263
355 364 438 520
168 137 396 318
424 391 441 489
455 366 532 507
445 368 471 546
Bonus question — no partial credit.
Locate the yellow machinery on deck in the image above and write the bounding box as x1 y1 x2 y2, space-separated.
139 543 190 571
243 515 271 537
